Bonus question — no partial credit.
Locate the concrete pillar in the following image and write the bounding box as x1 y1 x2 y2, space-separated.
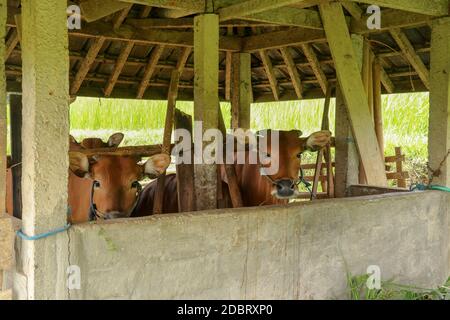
231 52 252 129
0 0 7 215
193 14 219 210
429 18 450 187
334 34 363 197
19 0 70 299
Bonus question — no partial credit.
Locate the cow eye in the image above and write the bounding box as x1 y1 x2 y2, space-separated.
93 181 101 188
131 181 140 189
297 152 303 159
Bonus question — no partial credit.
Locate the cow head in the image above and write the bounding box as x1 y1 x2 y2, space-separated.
69 152 170 220
69 133 124 151
258 130 331 200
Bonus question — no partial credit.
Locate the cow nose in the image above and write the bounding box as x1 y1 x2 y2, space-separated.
275 179 295 198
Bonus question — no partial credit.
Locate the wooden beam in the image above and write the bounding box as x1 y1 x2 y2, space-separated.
373 58 384 157
231 52 252 129
320 2 387 186
5 30 19 60
153 70 180 214
9 95 22 219
104 41 135 97
127 17 277 28
380 67 395 93
80 0 130 22
194 14 219 211
136 45 165 99
219 0 313 21
119 0 204 11
112 4 133 29
70 36 106 95
241 7 323 29
280 47 303 99
225 27 233 101
390 28 430 90
0 1 6 218
72 21 242 52
301 43 327 94
340 1 363 20
176 47 192 73
347 0 449 16
259 50 280 100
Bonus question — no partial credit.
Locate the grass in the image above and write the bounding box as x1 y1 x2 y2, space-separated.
347 273 450 300
70 92 430 184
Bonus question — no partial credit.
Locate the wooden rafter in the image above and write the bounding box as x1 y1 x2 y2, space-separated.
225 27 233 101
380 67 395 94
139 6 153 18
347 0 448 16
175 47 192 73
118 0 204 12
259 50 280 100
5 29 19 60
104 41 135 97
340 1 363 20
279 47 303 98
240 7 323 30
301 43 327 94
219 0 315 21
136 45 165 99
70 36 106 95
112 4 133 29
80 0 130 22
389 28 430 89
127 18 277 29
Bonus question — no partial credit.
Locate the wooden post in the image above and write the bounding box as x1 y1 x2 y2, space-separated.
153 70 180 214
320 2 387 187
20 0 70 299
429 18 450 187
9 94 22 219
194 14 219 211
395 147 407 188
231 52 252 129
0 0 7 216
334 34 364 197
373 58 384 158
175 109 196 212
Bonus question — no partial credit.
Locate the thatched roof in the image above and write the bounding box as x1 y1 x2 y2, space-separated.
5 0 437 102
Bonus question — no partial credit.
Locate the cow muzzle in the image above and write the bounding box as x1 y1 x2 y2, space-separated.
273 179 297 199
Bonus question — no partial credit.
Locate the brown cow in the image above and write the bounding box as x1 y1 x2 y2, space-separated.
133 130 331 214
6 133 170 224
68 134 170 223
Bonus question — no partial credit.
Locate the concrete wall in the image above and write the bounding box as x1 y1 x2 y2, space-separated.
57 191 449 300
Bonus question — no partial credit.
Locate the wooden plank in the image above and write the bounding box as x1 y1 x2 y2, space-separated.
340 1 363 20
390 28 430 89
241 7 322 30
301 43 327 94
219 0 313 21
136 45 165 99
175 109 195 212
5 29 19 60
193 14 219 211
71 144 169 157
119 0 204 12
231 52 252 128
104 41 135 97
320 2 387 187
112 4 133 29
70 36 106 95
347 0 448 16
153 70 180 214
9 95 22 219
373 58 384 158
80 0 130 22
280 47 303 99
259 50 279 100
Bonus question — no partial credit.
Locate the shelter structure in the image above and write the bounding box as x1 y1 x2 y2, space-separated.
0 0 449 299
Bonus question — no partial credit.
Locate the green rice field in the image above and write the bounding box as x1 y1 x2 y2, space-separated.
69 92 430 184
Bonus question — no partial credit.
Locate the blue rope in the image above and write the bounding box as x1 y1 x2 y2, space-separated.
16 223 71 241
411 184 450 193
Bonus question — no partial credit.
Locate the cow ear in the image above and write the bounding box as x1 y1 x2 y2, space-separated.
69 152 91 178
295 130 303 137
143 154 171 178
69 135 78 145
305 130 331 151
107 133 124 148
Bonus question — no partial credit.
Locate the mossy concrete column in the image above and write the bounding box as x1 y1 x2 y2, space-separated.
430 18 450 187
19 0 70 299
193 14 219 210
